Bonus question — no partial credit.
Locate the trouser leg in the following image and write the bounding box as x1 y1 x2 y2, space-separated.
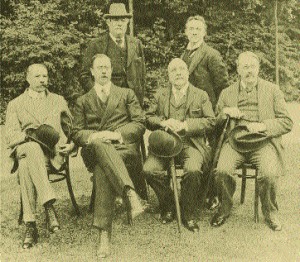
143 154 174 215
179 145 205 221
249 144 280 219
93 164 115 231
214 142 245 216
92 140 134 196
16 142 56 222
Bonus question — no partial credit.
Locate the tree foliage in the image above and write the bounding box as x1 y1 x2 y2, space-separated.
1 0 299 121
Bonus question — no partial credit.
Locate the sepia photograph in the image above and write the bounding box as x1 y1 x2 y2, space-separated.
1 0 299 261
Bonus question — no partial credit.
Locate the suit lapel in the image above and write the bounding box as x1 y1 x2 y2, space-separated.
185 84 196 113
126 35 135 67
163 88 171 118
188 43 207 74
23 90 57 123
98 84 122 130
257 78 266 121
86 88 105 119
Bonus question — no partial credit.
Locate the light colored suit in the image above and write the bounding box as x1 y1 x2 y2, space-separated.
5 89 71 222
72 84 146 230
214 78 293 218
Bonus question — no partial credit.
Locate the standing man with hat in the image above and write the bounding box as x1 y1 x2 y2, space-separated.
5 63 74 249
80 3 147 200
211 51 293 230
143 58 215 232
80 3 146 106
72 54 146 258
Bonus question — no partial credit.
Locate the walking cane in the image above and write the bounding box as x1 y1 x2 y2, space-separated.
169 157 182 234
205 116 230 201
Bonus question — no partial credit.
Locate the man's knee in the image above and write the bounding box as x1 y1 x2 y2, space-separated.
17 141 43 158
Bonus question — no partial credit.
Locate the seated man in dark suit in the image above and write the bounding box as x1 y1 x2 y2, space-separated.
5 63 74 249
72 54 146 258
143 58 216 232
211 51 293 230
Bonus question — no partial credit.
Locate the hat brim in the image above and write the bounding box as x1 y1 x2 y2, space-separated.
103 14 132 19
148 129 183 158
27 135 56 155
228 126 270 153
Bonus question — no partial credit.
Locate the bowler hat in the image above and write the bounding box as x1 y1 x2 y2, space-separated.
103 3 132 19
27 124 60 156
148 129 183 158
228 125 270 153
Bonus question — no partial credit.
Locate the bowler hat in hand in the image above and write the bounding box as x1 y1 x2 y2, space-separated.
27 124 60 156
228 125 270 153
103 3 132 19
148 129 183 158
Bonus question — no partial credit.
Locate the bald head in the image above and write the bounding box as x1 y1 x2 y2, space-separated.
168 58 189 89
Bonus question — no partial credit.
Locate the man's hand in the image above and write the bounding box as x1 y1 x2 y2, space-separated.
223 107 244 119
89 131 122 143
246 122 267 133
57 142 75 155
160 118 182 131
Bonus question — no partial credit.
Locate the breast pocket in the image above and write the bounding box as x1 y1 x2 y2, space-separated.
190 108 202 118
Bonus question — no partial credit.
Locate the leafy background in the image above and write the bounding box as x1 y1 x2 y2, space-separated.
1 0 299 122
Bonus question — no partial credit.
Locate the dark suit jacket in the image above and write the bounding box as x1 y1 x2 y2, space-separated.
216 78 293 174
146 84 216 165
72 84 145 149
181 42 228 108
80 32 146 105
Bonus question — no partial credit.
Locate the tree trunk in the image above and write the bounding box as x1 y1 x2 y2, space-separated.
275 0 279 85
129 0 134 36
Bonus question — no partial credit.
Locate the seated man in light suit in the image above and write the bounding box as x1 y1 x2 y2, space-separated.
5 63 74 249
143 58 216 232
72 54 145 258
211 51 293 230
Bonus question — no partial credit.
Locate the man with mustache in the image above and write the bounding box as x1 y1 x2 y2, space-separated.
5 63 74 248
80 3 147 200
143 58 215 232
72 54 146 258
211 51 293 230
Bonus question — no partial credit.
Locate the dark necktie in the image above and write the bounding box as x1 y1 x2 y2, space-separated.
116 38 123 48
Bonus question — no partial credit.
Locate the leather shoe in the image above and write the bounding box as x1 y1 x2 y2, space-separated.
23 222 38 249
161 211 174 224
210 213 229 227
265 217 282 231
45 205 60 233
183 220 199 232
96 230 111 258
125 189 145 225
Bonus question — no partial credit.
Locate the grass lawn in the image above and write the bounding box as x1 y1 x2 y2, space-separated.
1 102 299 262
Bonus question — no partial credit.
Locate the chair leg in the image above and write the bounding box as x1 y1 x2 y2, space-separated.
240 166 247 204
18 196 23 225
65 157 80 216
254 169 259 223
89 182 96 213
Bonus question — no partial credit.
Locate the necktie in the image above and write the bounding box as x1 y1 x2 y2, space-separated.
115 38 123 48
100 89 108 103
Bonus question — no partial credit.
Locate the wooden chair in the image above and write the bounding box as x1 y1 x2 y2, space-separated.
237 163 259 223
18 154 80 225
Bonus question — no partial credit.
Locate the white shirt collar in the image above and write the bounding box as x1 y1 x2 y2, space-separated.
28 88 46 99
186 40 204 51
240 80 257 92
94 81 111 98
109 33 125 48
172 83 189 99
